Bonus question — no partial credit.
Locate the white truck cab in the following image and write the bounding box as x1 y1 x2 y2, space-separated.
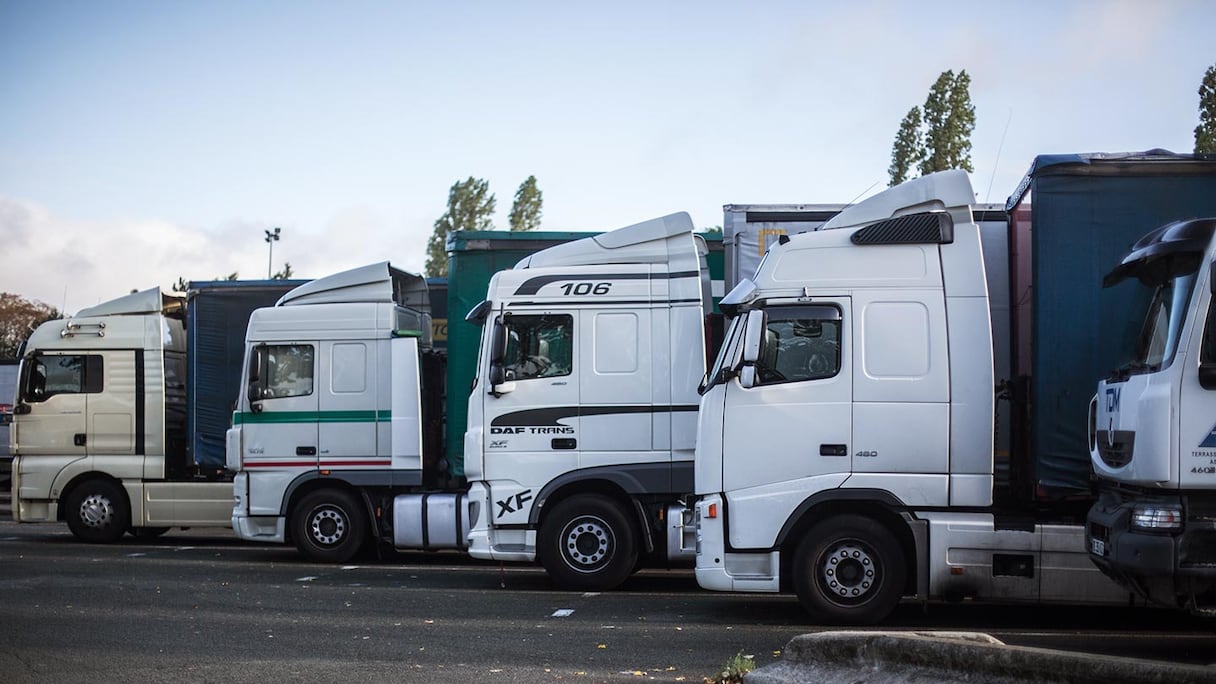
694 171 1131 624
11 288 233 540
462 213 711 588
1087 217 1216 613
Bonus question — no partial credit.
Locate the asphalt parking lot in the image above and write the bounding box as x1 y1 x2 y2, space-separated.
2 493 1214 683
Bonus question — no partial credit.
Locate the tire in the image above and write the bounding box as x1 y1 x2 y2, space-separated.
64 479 130 543
538 494 637 591
131 527 170 541
791 514 906 625
291 489 367 563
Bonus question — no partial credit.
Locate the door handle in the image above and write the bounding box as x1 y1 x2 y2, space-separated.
74 433 87 447
296 446 317 456
819 444 847 456
551 438 576 450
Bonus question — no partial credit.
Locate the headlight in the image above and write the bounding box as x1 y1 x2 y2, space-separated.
1130 504 1183 531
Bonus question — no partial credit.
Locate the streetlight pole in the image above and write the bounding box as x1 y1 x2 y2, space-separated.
265 227 281 279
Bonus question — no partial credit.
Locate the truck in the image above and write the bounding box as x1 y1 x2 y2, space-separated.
1083 167 1216 612
1087 217 1216 615
8 280 302 540
443 229 725 484
229 213 716 589
692 166 1162 625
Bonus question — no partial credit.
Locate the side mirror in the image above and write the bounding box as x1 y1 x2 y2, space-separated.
487 316 516 396
739 365 757 389
1200 363 1216 390
741 310 766 365
246 347 265 409
248 348 262 383
490 318 507 363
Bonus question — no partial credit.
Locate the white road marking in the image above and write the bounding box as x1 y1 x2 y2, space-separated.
551 609 574 617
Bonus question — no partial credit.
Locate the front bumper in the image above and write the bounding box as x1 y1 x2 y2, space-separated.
464 481 534 562
231 472 285 543
1087 488 1216 609
693 493 780 593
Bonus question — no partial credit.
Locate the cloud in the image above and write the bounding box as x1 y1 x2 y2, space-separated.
0 195 435 315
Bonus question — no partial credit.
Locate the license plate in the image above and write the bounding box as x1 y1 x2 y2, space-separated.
1090 537 1106 556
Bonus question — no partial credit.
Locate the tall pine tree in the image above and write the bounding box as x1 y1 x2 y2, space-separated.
509 176 543 232
1196 63 1216 155
887 69 976 184
888 107 924 186
425 177 497 277
919 69 975 176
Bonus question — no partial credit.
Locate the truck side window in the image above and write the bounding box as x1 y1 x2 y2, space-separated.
502 314 573 381
23 354 103 402
754 306 842 386
262 345 315 399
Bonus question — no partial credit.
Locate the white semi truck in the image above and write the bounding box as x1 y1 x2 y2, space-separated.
9 281 298 540
229 214 713 589
1087 217 1216 614
691 170 1141 624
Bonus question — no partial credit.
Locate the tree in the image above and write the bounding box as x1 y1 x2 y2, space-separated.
919 69 975 176
0 293 61 358
887 69 976 184
888 107 924 186
1197 63 1216 155
272 262 294 280
508 176 544 232
425 177 497 277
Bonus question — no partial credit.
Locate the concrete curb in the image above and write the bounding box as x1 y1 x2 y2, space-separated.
745 631 1216 684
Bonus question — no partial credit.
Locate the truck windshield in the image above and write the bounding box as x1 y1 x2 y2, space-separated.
1115 271 1198 379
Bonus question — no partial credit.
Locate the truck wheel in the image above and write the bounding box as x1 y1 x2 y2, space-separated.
64 479 130 544
538 495 637 591
792 514 905 625
291 489 366 563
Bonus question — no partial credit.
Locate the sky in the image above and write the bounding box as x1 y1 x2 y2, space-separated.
1 0 1213 314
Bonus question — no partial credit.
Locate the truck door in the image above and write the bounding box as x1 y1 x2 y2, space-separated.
1181 286 1216 489
240 343 320 470
86 351 138 455
721 302 852 541
577 308 653 463
13 353 99 456
317 340 380 468
849 291 951 482
481 310 580 525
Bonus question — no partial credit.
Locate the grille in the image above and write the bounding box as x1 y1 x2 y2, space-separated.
1096 429 1135 468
